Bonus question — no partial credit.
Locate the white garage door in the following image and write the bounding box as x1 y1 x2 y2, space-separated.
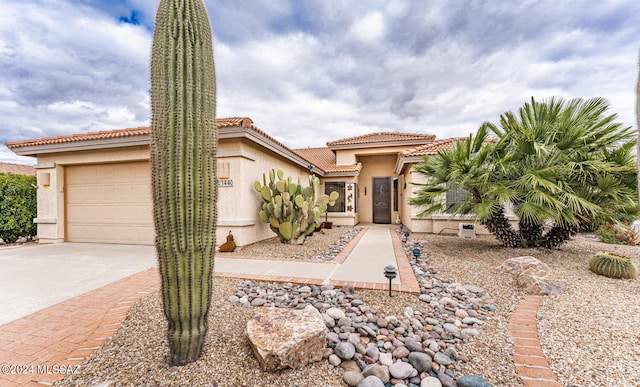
65 162 154 245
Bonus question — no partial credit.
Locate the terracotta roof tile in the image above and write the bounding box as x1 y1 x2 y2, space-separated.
5 117 253 149
400 138 459 157
292 147 335 170
0 162 36 175
292 147 362 174
327 132 436 147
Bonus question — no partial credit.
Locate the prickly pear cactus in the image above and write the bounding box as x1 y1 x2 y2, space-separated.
255 169 339 244
150 0 216 365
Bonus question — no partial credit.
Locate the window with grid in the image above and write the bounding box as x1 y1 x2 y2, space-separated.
445 183 468 214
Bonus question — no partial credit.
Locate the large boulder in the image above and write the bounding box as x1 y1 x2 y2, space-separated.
498 256 566 296
246 305 327 371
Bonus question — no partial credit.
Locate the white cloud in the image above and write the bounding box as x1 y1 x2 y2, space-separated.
350 12 386 43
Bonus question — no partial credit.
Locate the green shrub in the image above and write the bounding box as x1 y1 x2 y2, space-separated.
0 173 37 244
595 224 640 246
588 252 638 279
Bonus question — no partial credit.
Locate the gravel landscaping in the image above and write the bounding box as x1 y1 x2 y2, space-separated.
54 228 640 387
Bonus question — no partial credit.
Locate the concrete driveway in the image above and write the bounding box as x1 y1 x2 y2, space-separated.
0 243 157 325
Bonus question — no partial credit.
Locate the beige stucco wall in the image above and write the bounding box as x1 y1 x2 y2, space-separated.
335 145 417 166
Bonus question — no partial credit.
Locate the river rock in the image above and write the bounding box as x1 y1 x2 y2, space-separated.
343 370 364 386
421 377 443 387
408 351 433 373
389 361 415 379
357 375 385 387
362 363 390 383
456 375 491 387
335 342 356 360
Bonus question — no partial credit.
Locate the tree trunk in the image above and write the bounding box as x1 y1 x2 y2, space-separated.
481 206 521 247
540 225 577 249
518 220 544 247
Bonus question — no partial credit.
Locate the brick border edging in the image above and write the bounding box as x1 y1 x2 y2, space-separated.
508 295 562 387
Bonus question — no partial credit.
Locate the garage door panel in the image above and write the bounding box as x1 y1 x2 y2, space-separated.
66 162 154 245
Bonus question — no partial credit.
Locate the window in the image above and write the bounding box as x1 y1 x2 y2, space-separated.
393 178 399 211
445 183 468 214
325 182 346 212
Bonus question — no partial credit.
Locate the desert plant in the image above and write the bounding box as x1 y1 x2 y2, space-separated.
150 0 217 365
596 224 640 246
254 169 339 244
589 252 638 279
412 96 638 248
0 173 37 244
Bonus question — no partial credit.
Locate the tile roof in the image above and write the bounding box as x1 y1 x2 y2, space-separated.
0 162 36 175
292 147 362 173
400 138 459 157
5 117 253 149
327 132 436 147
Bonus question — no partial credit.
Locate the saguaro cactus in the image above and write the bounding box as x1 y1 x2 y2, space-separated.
150 0 216 365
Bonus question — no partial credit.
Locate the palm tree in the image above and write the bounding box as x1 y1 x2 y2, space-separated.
411 97 637 248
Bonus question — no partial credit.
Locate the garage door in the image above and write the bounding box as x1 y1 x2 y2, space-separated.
65 162 154 244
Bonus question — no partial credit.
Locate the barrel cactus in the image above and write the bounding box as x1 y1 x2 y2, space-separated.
255 169 339 244
588 253 637 279
150 0 217 365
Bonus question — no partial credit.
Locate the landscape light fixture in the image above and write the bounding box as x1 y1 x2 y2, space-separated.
383 265 397 297
412 247 421 263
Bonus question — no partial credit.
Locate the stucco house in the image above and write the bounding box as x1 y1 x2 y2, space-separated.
7 117 493 247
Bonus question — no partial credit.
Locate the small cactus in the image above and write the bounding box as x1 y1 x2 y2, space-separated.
588 252 637 279
255 169 339 244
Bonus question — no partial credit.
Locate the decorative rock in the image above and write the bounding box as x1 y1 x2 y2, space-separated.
433 352 453 365
246 305 326 371
366 344 380 361
341 360 361 373
408 351 432 373
335 342 356 360
297 285 311 293
456 375 491 387
343 370 365 387
405 337 423 352
443 323 460 336
379 352 393 366
421 377 443 387
392 346 410 359
463 285 484 294
362 363 390 383
455 309 469 319
250 298 266 307
357 375 385 387
329 354 342 366
227 295 240 305
443 347 458 360
461 328 480 337
326 307 346 320
389 361 415 379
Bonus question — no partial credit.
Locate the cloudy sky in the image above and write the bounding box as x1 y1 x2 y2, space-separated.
1 0 639 164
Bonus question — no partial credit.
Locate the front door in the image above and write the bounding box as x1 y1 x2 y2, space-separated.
372 177 391 224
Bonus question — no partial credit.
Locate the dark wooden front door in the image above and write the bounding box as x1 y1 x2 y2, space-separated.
372 177 391 224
